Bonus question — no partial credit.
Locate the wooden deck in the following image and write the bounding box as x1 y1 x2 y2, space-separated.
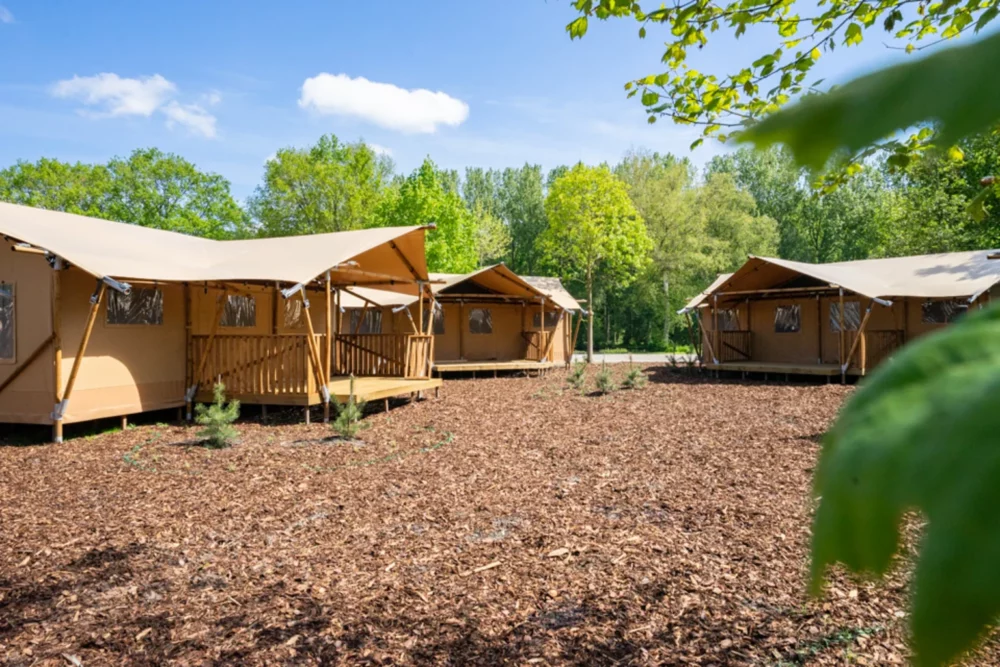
327 375 442 402
433 359 556 374
705 361 863 377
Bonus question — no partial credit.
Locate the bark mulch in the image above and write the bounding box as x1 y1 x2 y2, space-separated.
1 366 996 665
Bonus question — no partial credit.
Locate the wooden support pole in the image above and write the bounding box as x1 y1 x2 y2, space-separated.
271 283 279 335
838 287 845 384
843 299 875 379
183 283 192 419
539 298 546 360
816 295 822 365
120 415 128 431
571 311 584 362
51 257 63 442
299 291 329 402
712 294 720 364
417 283 425 336
334 289 341 375
55 282 106 441
324 272 332 382
541 309 562 363
192 289 228 405
354 303 370 335
458 301 465 360
684 312 696 359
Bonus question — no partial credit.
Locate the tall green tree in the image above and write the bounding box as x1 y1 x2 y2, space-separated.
248 134 392 237
539 164 652 361
379 158 478 273
499 164 548 274
0 158 111 216
105 148 248 239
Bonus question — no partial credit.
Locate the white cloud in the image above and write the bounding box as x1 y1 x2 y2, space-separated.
299 73 468 133
50 72 218 139
0 6 13 23
367 142 392 156
163 101 217 138
51 73 176 117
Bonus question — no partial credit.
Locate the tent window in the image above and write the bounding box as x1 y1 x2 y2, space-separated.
469 308 493 334
423 307 445 335
532 311 561 329
221 294 256 328
0 283 14 361
350 309 382 334
106 288 163 326
774 305 801 333
284 299 304 329
829 301 861 332
718 309 740 331
922 299 967 324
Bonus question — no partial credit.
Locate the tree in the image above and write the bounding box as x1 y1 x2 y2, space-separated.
248 134 392 237
105 148 248 239
379 158 478 273
0 150 247 239
470 202 511 267
539 164 652 361
499 165 549 274
566 0 998 168
0 158 111 217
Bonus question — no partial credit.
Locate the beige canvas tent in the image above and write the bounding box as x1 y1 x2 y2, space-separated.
683 250 1000 380
0 202 441 441
340 265 584 375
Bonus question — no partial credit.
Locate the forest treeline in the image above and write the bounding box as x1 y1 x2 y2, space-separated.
2 132 998 350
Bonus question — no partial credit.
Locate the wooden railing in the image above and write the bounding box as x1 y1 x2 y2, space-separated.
335 334 434 379
191 334 320 398
523 331 553 361
718 330 752 362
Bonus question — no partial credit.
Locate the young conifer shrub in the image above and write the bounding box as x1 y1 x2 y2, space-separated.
622 362 647 389
194 382 240 448
567 361 587 390
595 362 617 394
332 375 369 439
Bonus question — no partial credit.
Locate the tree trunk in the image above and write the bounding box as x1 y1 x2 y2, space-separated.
586 276 594 363
663 275 670 350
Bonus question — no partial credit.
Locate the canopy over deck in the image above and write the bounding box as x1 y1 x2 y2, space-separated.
521 275 583 311
684 249 1000 310
0 201 429 289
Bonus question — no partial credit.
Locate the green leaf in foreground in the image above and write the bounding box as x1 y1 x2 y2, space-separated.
739 32 1000 170
813 305 1000 666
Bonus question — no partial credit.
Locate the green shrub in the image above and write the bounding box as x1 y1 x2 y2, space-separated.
332 375 369 439
595 362 617 394
194 382 240 448
567 361 587 390
622 366 647 389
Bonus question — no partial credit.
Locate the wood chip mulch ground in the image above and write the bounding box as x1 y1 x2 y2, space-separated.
1 365 997 666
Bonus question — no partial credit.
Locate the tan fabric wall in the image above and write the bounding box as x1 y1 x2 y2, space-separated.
190 285 332 336
0 250 54 423
60 268 186 423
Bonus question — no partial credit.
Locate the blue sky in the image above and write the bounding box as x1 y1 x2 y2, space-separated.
0 1 939 201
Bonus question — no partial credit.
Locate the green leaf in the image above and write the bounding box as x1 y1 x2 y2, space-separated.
641 90 661 106
639 25 646 38
947 145 965 161
739 32 1000 170
968 184 991 221
812 306 1000 667
845 22 863 46
567 16 589 39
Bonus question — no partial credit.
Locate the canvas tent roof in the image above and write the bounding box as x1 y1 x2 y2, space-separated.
342 264 556 308
0 201 428 289
521 276 583 312
682 273 734 312
684 250 1000 309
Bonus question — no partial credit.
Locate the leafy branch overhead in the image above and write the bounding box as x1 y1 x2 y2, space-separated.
567 0 1000 156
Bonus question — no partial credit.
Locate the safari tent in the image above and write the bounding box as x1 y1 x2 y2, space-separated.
684 250 1000 381
341 265 584 375
0 202 440 441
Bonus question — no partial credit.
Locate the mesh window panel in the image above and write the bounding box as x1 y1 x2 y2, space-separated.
350 310 383 334
0 284 13 360
107 288 164 325
719 309 740 331
532 311 562 328
221 294 256 327
829 301 861 332
922 300 968 324
774 305 801 333
284 299 304 329
423 307 445 335
469 308 493 334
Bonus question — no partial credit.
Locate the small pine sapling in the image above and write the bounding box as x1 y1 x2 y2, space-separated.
194 382 240 448
567 361 587 390
622 358 647 389
595 361 617 394
332 375 369 439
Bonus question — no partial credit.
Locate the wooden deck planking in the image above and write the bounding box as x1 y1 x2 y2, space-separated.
327 376 442 402
434 359 556 373
705 361 863 377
